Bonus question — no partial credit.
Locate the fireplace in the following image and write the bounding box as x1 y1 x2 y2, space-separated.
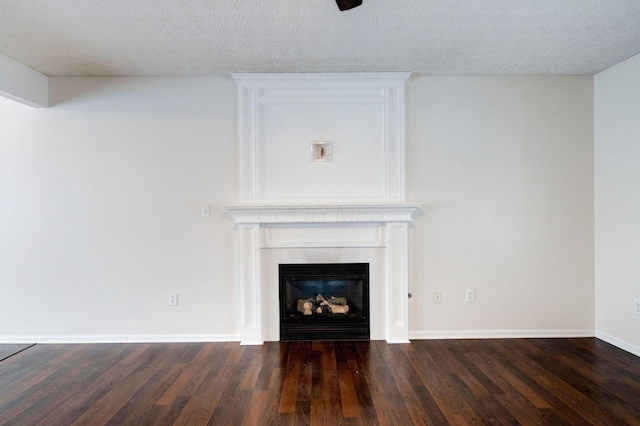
279 263 370 341
227 73 419 344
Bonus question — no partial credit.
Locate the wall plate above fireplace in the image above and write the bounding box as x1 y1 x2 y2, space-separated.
311 141 333 162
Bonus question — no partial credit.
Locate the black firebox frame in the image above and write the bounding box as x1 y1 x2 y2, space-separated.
279 263 370 341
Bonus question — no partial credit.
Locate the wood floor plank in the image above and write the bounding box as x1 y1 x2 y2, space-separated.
309 345 325 401
321 340 337 371
156 343 216 405
171 346 241 426
296 344 314 403
346 344 378 424
240 389 268 426
208 346 260 425
278 363 300 413
105 361 186 425
404 341 463 421
419 340 488 425
155 395 191 425
259 366 287 424
164 345 230 422
0 344 106 425
0 344 34 362
489 341 612 425
309 399 329 425
465 352 549 425
409 385 448 425
253 341 281 391
546 347 640 419
293 400 311 424
370 364 415 425
68 344 181 425
381 344 449 424
171 394 216 426
1 338 639 425
36 344 147 426
452 348 526 424
0 344 94 409
338 368 361 418
537 354 640 425
239 346 266 391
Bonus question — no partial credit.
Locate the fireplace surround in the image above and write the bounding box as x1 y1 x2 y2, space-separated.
226 73 419 344
226 204 419 344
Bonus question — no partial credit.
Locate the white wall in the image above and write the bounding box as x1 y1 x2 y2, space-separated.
406 76 594 337
595 54 640 356
0 75 596 342
0 77 239 341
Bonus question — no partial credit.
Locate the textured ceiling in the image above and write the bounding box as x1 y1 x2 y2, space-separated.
0 0 639 76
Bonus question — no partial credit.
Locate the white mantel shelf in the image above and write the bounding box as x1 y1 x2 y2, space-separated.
226 203 422 224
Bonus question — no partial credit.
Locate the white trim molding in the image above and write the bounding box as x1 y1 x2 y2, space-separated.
231 72 410 203
226 203 421 224
0 334 241 344
596 331 640 358
410 329 596 340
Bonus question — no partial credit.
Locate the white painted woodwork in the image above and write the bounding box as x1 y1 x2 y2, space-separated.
228 211 419 345
226 203 421 224
228 73 417 344
232 73 409 203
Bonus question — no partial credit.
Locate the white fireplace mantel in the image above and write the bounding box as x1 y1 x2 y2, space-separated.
227 73 416 345
227 202 421 345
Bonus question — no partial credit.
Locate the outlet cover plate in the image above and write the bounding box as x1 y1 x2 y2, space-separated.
466 289 475 303
433 291 443 304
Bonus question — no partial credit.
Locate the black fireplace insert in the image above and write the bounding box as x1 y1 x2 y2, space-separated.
279 263 370 341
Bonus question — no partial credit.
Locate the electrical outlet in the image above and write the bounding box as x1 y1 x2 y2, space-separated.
433 291 443 304
634 299 640 315
201 204 210 217
169 293 178 306
466 289 475 303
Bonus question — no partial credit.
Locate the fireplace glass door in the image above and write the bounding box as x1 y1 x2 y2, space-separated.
279 263 370 340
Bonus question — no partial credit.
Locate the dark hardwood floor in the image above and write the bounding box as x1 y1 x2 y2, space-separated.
1 338 639 425
0 344 33 363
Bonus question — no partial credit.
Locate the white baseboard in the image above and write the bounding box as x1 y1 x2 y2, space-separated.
9 330 633 354
595 331 640 357
409 329 595 340
0 334 241 344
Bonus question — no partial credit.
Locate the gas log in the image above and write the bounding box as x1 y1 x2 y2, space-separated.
296 294 350 315
296 298 315 315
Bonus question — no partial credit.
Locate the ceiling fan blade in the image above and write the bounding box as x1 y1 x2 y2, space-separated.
336 0 363 11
